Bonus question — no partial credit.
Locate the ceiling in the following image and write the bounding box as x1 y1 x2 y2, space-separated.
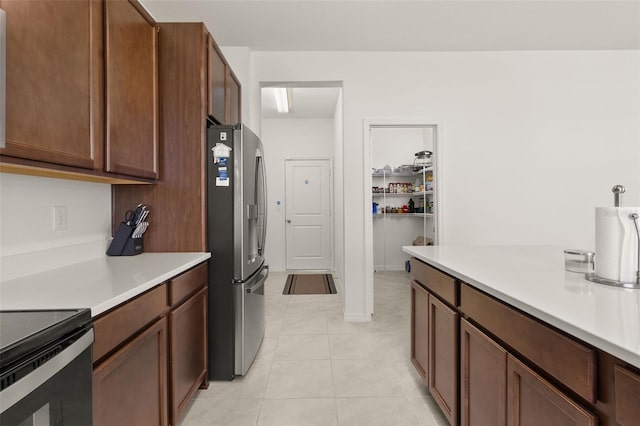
141 0 639 118
261 87 341 118
142 0 640 52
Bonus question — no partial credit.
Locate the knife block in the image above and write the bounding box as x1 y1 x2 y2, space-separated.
107 222 143 256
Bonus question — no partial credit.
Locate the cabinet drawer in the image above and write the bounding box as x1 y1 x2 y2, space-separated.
93 284 168 362
615 365 640 426
410 258 458 306
169 262 207 307
460 284 596 403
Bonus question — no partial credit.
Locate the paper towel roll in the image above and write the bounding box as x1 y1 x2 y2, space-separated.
595 207 640 283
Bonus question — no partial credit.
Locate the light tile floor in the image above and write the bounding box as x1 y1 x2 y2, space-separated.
181 271 448 426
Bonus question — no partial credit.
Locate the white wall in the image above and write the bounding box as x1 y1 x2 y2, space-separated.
250 50 640 320
371 127 428 170
261 118 335 271
0 173 112 280
333 89 345 284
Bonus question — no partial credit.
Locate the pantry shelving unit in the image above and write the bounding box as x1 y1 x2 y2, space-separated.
372 166 436 271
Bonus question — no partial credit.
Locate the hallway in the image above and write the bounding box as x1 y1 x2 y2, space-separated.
181 271 448 426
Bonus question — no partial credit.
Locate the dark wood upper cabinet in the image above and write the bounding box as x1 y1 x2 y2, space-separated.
207 34 241 125
113 22 208 251
207 35 226 124
0 0 158 183
113 23 242 247
0 0 104 170
226 67 241 125
105 0 159 179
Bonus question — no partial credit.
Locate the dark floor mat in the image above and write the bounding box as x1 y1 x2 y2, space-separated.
283 274 337 295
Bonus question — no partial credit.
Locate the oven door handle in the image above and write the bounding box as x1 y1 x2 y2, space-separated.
0 328 94 414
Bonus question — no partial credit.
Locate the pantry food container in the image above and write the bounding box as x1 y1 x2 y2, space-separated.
564 249 595 273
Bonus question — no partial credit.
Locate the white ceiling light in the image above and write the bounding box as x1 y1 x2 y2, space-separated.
274 87 289 113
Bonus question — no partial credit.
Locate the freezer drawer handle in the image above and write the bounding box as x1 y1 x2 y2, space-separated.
246 267 269 293
246 281 263 294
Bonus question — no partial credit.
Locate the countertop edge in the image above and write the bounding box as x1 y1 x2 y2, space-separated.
92 254 210 317
403 246 640 368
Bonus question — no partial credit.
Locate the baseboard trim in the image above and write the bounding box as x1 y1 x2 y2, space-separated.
343 312 371 322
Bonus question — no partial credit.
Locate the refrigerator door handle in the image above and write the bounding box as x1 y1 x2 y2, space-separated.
256 155 268 256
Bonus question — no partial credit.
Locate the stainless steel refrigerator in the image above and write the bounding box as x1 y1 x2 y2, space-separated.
206 123 268 380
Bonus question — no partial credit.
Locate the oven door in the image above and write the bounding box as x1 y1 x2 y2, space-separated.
0 328 94 426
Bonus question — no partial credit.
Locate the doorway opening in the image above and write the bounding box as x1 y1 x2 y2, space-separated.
363 119 443 317
259 82 344 279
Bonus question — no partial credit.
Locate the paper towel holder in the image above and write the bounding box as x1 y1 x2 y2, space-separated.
612 185 625 207
585 210 640 289
630 212 640 285
585 273 640 289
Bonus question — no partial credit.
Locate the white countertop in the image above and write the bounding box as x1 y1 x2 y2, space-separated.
0 252 211 317
403 245 640 368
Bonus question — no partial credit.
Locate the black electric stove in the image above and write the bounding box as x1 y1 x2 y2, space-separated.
0 309 91 369
0 309 94 425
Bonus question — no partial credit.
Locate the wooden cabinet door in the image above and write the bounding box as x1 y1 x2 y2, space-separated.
411 280 429 381
93 316 168 426
428 295 459 425
0 0 103 169
207 35 226 124
507 355 596 426
169 288 207 426
225 67 241 125
614 365 640 426
460 319 507 426
105 0 158 179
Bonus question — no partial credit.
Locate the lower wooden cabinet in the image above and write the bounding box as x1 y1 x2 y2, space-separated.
411 280 429 380
614 365 640 426
93 316 168 426
428 294 459 426
460 319 507 426
507 355 596 426
169 287 207 425
92 262 208 426
410 257 639 426
410 278 459 425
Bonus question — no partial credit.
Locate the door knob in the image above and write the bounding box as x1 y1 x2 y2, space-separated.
287 220 291 223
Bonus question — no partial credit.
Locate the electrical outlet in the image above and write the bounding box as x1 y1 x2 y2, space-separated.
53 206 67 231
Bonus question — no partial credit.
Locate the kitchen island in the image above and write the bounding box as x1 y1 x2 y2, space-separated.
403 245 640 426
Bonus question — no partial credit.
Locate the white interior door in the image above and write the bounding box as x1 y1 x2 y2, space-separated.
285 159 332 270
